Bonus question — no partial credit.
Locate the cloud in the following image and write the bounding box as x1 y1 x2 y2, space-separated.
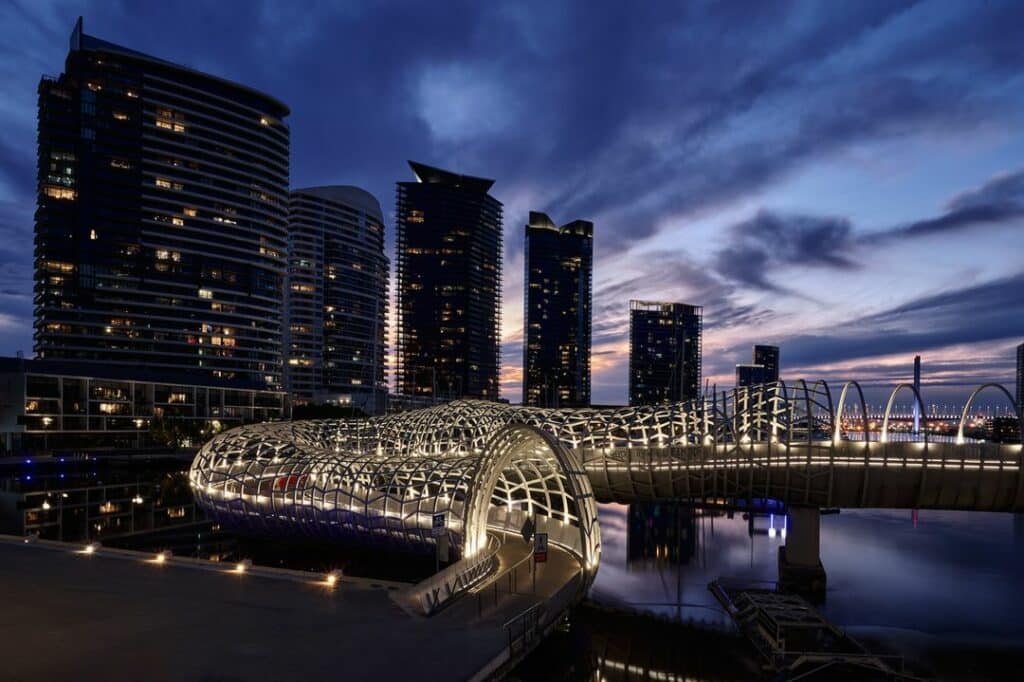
415 63 521 143
871 168 1024 242
714 210 858 293
773 272 1024 372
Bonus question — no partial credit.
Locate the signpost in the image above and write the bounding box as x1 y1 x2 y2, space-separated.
431 512 446 537
533 532 548 563
432 513 446 572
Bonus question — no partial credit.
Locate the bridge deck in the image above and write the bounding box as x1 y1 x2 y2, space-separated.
0 536 581 681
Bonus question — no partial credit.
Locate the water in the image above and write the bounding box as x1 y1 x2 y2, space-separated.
589 502 1024 641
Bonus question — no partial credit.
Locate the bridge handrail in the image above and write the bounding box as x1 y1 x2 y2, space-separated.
399 533 502 616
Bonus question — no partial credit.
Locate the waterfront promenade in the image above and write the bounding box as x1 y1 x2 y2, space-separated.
0 535 581 681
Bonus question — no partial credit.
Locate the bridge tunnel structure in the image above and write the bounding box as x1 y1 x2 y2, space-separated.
192 381 1022 595
190 404 601 587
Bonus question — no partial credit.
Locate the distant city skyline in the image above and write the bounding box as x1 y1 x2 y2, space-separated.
2 4 1024 406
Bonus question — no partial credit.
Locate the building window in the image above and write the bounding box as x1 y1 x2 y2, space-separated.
198 288 213 299
43 185 76 200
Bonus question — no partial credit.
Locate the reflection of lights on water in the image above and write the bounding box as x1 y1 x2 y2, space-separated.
767 513 788 539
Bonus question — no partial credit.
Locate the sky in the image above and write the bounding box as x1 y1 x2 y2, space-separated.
1 0 1022 408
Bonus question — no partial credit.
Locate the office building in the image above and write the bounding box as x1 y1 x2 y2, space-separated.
395 161 502 400
523 212 592 407
628 301 702 406
285 187 388 413
736 344 780 388
34 19 290 390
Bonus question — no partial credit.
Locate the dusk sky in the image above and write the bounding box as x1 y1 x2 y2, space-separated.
1 1 1023 407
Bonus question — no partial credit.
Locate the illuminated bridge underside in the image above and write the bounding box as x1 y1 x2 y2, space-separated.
191 380 1023 573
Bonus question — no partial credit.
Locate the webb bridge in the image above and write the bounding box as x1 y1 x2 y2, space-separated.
190 379 1023 618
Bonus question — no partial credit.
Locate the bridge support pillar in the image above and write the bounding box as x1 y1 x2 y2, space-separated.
778 505 827 600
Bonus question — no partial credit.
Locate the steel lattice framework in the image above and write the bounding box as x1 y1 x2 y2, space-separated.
190 403 602 579
191 380 1023 578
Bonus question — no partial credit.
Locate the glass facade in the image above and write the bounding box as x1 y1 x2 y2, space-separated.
285 187 388 413
754 345 780 383
737 345 780 388
0 357 286 453
523 212 592 407
395 161 502 400
628 301 702 406
34 19 290 390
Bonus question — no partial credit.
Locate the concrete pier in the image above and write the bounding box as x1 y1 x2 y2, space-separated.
777 505 827 599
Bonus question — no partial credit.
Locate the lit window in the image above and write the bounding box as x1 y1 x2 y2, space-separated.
112 111 129 121
183 208 197 217
110 158 132 169
172 217 184 226
198 288 213 299
155 178 171 188
43 185 76 200
89 229 99 240
125 89 138 98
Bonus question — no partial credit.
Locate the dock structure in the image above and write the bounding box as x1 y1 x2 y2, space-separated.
709 579 918 680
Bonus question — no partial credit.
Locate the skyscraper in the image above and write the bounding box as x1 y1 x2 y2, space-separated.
754 345 780 383
395 161 503 400
523 212 592 407
736 364 767 388
629 301 702 406
285 187 388 413
1017 342 1023 413
736 344 780 388
34 18 289 389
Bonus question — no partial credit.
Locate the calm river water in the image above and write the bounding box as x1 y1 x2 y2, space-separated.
589 503 1024 643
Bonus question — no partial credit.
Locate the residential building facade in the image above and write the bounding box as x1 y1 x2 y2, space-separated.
34 18 290 390
523 212 592 407
628 301 702 406
394 161 502 400
285 186 388 413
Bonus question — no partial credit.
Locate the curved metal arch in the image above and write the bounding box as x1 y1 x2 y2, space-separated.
834 380 870 442
466 424 600 579
811 379 835 436
956 383 1022 444
881 383 928 444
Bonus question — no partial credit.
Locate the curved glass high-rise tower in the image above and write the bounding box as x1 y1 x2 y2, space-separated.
285 187 388 413
34 18 290 389
395 161 503 401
